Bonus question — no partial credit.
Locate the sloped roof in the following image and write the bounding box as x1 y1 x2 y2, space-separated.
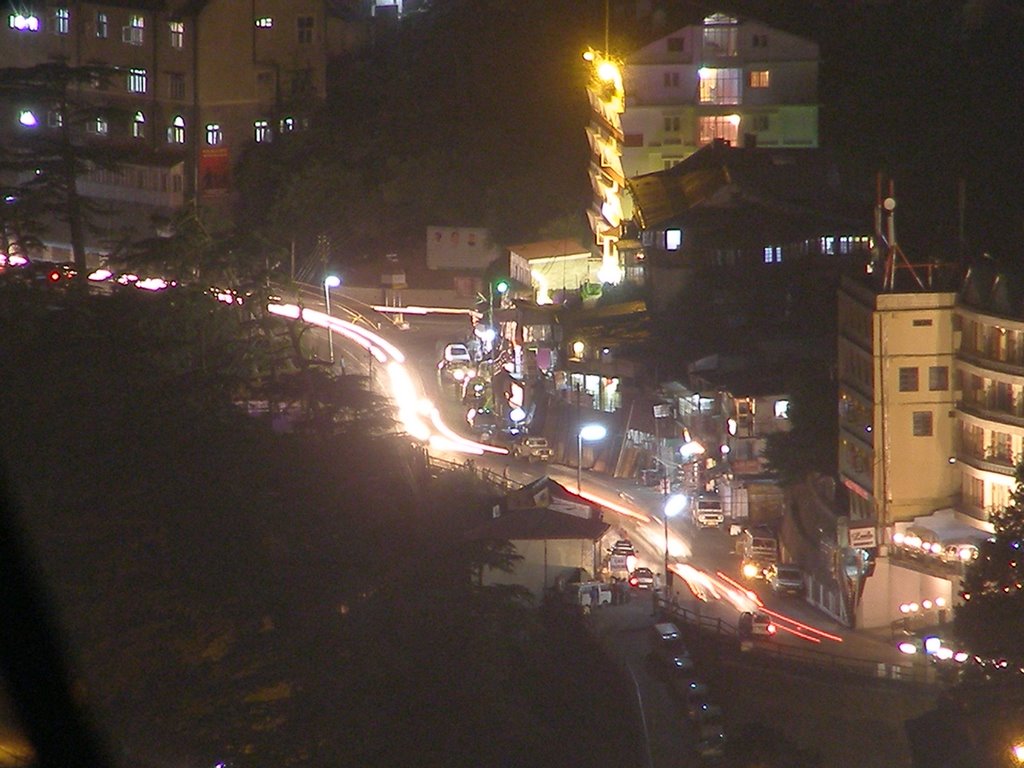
628 142 867 236
508 239 592 261
466 507 609 542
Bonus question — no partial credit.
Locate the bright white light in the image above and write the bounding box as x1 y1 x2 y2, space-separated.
136 277 167 291
935 597 947 608
19 110 37 127
727 418 737 435
898 642 918 655
923 636 941 654
87 268 112 281
324 275 341 289
934 646 954 661
727 113 741 126
474 326 495 343
679 440 705 458
509 407 526 423
892 532 905 545
579 424 607 442
899 603 911 614
720 444 730 455
664 494 687 518
922 600 933 610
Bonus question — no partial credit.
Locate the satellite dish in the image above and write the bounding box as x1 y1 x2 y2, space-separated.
883 197 896 211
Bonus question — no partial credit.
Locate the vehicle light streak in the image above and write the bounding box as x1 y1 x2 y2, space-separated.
371 304 481 319
572 489 651 523
269 301 501 456
715 571 764 607
757 607 844 644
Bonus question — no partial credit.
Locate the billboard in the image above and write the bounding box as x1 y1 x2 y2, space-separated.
426 226 499 271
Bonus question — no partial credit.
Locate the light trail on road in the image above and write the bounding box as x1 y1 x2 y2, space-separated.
269 302 507 457
714 570 844 644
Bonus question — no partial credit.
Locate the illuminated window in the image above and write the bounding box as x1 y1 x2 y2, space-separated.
167 115 185 144
205 123 222 146
254 120 271 143
8 13 41 31
123 14 144 45
255 17 273 28
912 411 933 437
88 116 108 135
96 12 107 38
132 111 145 138
762 246 782 264
698 115 739 145
749 70 770 88
665 229 682 251
48 110 62 128
55 8 69 34
297 15 313 43
698 68 741 105
169 21 183 48
774 400 790 419
280 116 295 133
127 68 147 94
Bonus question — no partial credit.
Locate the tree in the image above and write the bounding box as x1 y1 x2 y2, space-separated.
0 61 127 272
762 366 838 485
954 462 1024 662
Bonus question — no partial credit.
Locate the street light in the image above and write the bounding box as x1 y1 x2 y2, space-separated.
323 274 341 363
577 423 607 493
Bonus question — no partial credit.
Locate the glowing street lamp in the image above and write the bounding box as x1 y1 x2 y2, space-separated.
323 274 341 363
577 423 607 493
663 493 687 588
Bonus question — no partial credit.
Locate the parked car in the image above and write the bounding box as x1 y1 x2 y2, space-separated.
649 622 694 673
576 581 613 608
766 563 805 596
682 681 712 718
510 435 552 462
610 539 636 556
629 566 655 590
443 343 472 363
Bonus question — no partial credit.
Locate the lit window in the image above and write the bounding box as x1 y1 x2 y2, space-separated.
132 111 145 138
698 68 742 105
127 68 147 94
280 116 295 133
762 246 782 264
702 14 738 56
255 17 273 28
123 14 144 45
665 229 682 251
96 12 107 38
48 110 63 128
8 14 41 31
912 411 933 437
254 120 271 143
774 400 790 419
89 116 108 135
169 21 183 48
205 123 222 146
749 70 770 88
167 115 185 144
699 115 739 146
55 8 70 35
297 15 313 44
18 110 38 127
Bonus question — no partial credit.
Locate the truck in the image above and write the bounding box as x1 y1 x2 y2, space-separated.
692 493 725 528
737 525 778 580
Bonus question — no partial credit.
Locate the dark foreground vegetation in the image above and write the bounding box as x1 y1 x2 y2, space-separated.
0 283 638 768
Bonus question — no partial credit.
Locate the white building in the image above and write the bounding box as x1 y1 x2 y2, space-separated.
620 12 819 180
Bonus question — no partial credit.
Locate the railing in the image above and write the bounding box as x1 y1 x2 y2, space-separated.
654 596 941 688
428 455 525 492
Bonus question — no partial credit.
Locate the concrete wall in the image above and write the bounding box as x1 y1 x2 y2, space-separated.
481 538 598 599
856 557 955 630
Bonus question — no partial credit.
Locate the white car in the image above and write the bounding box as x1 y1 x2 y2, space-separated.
443 343 472 363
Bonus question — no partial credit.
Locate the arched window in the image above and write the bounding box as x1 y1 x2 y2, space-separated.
167 115 185 144
132 111 145 139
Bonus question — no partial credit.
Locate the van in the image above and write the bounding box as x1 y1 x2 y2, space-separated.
650 622 693 672
767 563 805 596
693 494 724 528
577 581 612 608
443 343 472 363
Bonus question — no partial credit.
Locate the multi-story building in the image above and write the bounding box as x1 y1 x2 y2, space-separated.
0 0 365 260
620 11 819 180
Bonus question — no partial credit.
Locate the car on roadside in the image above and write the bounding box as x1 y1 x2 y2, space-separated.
682 681 711 718
649 622 695 674
510 435 552 462
766 563 805 597
738 610 777 639
610 539 636 556
629 566 655 590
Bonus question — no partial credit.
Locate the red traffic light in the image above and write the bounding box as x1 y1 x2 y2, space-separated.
48 269 61 282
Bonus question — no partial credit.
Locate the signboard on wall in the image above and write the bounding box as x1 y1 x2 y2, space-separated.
849 526 877 549
426 226 498 271
199 148 230 194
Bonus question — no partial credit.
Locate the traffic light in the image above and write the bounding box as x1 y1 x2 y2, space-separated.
494 279 509 296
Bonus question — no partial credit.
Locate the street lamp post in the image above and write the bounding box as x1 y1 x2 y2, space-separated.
323 274 341 363
663 493 686 592
577 423 607 494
